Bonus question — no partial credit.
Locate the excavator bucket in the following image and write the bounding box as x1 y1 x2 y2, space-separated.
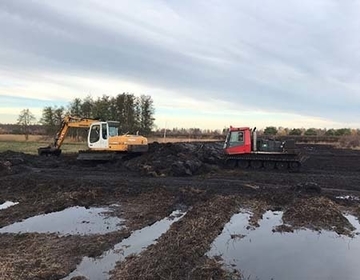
38 146 62 157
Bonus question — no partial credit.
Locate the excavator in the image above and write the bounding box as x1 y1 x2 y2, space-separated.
38 115 148 161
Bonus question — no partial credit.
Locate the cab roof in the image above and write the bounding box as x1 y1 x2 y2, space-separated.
229 126 250 131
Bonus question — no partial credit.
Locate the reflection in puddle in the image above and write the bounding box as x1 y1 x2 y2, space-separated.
336 195 360 201
63 210 185 280
0 201 19 210
208 210 360 280
0 206 125 235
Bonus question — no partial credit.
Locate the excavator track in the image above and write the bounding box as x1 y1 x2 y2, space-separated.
225 153 308 172
77 151 122 161
76 150 142 161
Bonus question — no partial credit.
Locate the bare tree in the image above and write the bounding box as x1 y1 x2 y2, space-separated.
17 109 36 140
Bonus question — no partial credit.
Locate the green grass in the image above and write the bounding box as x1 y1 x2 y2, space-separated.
0 141 87 154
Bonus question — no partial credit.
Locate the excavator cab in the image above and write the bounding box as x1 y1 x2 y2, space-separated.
87 121 119 150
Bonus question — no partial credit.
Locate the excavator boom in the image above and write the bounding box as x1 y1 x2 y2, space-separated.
38 116 100 156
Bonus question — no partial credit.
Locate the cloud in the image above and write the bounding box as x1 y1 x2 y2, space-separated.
1 0 360 128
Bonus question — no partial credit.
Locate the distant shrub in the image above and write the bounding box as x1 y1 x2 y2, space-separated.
304 128 317 136
289 128 302 136
338 135 360 148
264 126 278 136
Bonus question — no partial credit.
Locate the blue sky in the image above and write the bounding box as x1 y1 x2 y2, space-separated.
1 0 360 129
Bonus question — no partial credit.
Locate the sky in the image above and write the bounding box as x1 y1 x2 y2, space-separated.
1 0 360 130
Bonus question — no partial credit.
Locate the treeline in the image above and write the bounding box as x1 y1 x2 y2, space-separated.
3 102 360 143
261 126 356 137
40 93 155 136
259 126 360 147
0 124 45 135
152 128 224 139
2 123 359 139
153 126 359 139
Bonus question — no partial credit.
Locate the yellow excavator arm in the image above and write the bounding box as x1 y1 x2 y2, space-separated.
38 115 100 156
52 116 98 150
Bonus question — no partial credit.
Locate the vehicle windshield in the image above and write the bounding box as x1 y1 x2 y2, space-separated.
225 131 244 147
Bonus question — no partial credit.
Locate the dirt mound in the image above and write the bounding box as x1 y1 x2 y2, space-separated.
124 142 224 176
0 150 81 176
0 151 29 176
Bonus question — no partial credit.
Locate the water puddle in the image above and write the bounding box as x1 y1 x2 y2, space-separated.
63 210 185 280
336 195 360 201
208 210 360 280
0 206 125 235
0 201 19 210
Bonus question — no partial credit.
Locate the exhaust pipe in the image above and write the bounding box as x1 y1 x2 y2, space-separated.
253 127 257 152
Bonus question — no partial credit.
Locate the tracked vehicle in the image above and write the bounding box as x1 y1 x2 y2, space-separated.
223 126 306 171
38 115 148 161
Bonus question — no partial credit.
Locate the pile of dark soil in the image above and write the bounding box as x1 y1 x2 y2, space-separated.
0 142 225 177
0 150 79 177
0 160 12 176
124 142 223 176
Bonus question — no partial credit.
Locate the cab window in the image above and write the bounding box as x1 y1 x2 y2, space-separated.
228 131 244 147
90 125 100 143
108 125 119 137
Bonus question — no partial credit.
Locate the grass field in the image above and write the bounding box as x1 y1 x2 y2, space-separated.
0 134 45 142
0 134 87 154
0 134 219 154
0 141 87 154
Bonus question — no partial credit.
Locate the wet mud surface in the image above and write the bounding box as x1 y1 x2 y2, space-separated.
1 143 360 279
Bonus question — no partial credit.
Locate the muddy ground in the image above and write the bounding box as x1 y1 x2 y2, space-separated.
1 142 360 280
